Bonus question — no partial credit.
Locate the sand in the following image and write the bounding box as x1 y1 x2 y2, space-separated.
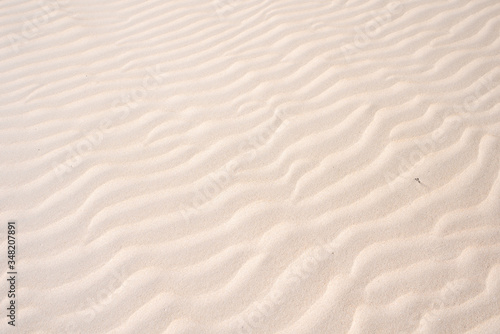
1 0 499 333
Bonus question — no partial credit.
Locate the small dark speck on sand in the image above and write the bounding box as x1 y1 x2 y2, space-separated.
415 178 421 184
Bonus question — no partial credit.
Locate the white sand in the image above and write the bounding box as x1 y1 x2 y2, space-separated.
1 0 500 333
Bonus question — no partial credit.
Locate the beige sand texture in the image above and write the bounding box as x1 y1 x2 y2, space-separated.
1 0 500 333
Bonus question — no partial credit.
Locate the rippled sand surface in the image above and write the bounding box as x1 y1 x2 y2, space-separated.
1 0 500 333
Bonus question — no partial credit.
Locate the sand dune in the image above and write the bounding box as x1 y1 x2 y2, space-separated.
1 0 499 333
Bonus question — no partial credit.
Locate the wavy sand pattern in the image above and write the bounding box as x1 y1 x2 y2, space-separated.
1 0 500 333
